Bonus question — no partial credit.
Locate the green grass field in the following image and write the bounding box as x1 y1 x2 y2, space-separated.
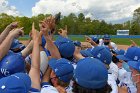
111 38 140 46
70 37 140 46
19 37 140 46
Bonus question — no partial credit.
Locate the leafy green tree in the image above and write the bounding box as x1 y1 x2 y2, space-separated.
131 7 140 35
0 13 15 33
78 13 85 22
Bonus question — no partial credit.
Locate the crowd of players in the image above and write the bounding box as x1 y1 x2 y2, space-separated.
0 15 140 93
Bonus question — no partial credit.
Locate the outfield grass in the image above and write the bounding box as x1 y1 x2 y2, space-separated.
68 37 140 46
19 37 140 46
111 38 140 46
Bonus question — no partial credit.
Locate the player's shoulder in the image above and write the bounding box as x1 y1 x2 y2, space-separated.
99 39 103 43
110 42 116 45
99 39 103 46
41 82 59 93
109 62 118 70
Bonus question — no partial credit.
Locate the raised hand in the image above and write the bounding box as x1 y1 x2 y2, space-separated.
29 22 41 90
44 16 55 31
39 21 49 36
9 27 24 38
32 23 43 45
40 16 55 36
130 39 137 47
9 22 18 29
6 22 18 31
32 22 38 40
85 35 92 43
58 25 68 38
85 35 97 46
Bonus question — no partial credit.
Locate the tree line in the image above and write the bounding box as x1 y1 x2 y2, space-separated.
0 7 140 35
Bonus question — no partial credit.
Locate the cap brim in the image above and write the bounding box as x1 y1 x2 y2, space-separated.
116 55 131 61
11 44 23 49
73 43 81 47
128 61 139 71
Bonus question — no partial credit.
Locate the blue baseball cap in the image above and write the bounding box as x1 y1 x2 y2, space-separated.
48 58 74 82
80 50 93 57
117 47 140 61
10 39 25 51
0 51 25 78
103 34 110 40
128 61 140 72
54 36 75 58
114 49 125 55
0 73 31 93
73 41 81 47
91 36 99 43
74 57 108 89
91 46 112 65
86 47 93 52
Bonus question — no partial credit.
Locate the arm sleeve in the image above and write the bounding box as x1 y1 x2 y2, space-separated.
29 87 40 93
111 42 118 51
108 74 118 93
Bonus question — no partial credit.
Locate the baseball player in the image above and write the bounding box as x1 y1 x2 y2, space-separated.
128 60 140 93
10 38 25 53
41 58 74 93
0 22 41 93
39 18 75 93
85 35 99 48
90 46 119 93
0 22 30 78
73 57 112 93
99 34 118 51
0 73 32 93
27 22 41 93
39 16 72 93
0 23 24 61
116 47 140 93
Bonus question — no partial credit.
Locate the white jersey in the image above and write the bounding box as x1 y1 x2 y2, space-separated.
118 68 137 93
40 51 49 75
108 62 119 81
99 39 117 51
25 51 49 79
41 84 58 93
108 74 118 93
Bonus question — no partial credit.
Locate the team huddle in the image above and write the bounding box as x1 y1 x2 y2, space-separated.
0 15 140 93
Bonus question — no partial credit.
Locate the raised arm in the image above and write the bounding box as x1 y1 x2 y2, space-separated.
29 23 41 90
21 40 33 58
85 35 98 47
42 66 51 83
58 25 68 38
40 16 61 59
0 27 24 61
0 22 18 44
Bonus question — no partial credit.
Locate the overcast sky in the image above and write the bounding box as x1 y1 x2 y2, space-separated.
0 0 140 24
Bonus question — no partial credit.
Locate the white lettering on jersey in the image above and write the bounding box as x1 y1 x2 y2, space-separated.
1 68 10 76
